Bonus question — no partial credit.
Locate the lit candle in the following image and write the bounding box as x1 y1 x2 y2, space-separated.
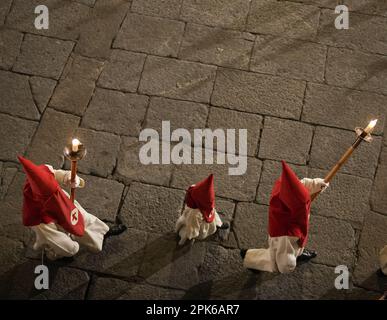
72 138 80 153
364 119 378 134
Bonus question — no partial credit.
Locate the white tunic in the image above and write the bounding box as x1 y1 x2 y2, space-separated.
30 166 109 260
243 236 304 274
175 206 222 245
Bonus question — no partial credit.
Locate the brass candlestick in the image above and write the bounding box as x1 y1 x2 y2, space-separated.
311 120 378 201
64 139 86 203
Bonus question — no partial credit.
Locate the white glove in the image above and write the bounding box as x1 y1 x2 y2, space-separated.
300 178 329 195
63 171 85 189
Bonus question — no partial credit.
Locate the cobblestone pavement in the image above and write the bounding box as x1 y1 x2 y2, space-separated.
0 0 386 300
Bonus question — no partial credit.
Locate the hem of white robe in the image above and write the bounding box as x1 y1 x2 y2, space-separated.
30 189 109 259
243 236 303 274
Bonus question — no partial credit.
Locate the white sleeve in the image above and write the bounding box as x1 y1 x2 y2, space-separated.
44 165 84 189
300 178 328 195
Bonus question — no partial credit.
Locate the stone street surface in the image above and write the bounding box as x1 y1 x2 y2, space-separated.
0 0 386 300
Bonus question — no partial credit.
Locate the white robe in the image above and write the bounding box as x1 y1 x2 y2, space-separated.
175 206 222 245
244 236 304 274
30 166 109 260
243 178 327 273
380 245 387 275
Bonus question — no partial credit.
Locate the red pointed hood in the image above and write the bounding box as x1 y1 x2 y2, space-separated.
268 161 311 247
17 156 57 196
18 156 85 237
185 174 216 223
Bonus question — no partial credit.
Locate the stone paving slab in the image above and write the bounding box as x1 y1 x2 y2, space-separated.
211 68 306 119
139 233 207 290
0 114 38 163
13 34 74 80
114 13 185 57
97 50 146 93
317 8 387 55
75 0 130 59
309 168 373 227
258 117 314 165
131 0 183 19
144 97 209 140
370 164 387 214
82 88 149 136
0 71 40 120
344 0 387 17
246 0 320 40
354 211 387 292
49 55 103 115
308 215 356 268
0 0 12 25
310 126 382 179
250 35 327 82
120 182 185 234
326 47 387 95
6 0 91 41
302 83 386 135
280 0 339 8
88 276 186 299
233 202 268 249
180 0 251 30
179 23 254 70
115 137 173 186
0 172 36 245
29 76 57 114
0 29 23 70
76 174 125 221
68 227 148 278
139 55 217 103
0 164 18 201
207 107 263 157
72 127 121 177
1 261 89 300
26 108 80 168
192 244 257 300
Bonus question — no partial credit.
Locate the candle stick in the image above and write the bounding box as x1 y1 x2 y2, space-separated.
64 138 87 203
311 119 378 201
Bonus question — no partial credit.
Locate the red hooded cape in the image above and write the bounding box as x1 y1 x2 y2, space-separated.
18 156 85 237
185 174 216 223
268 161 311 247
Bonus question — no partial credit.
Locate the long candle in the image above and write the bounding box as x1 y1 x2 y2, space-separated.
311 120 377 202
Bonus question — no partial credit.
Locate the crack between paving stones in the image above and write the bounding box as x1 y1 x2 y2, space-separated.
83 272 94 300
27 77 43 116
94 79 385 138
114 185 130 223
0 110 40 123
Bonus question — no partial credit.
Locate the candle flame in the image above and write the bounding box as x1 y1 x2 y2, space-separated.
368 119 378 129
72 138 80 147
